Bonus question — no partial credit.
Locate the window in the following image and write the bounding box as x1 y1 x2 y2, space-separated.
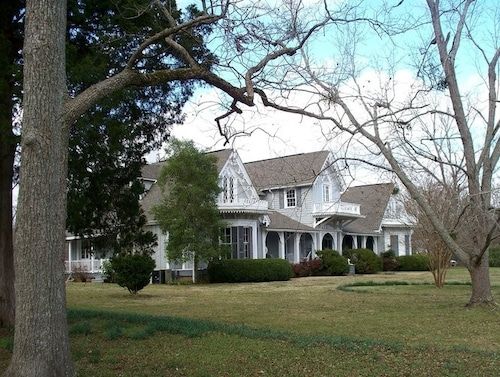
323 184 331 202
390 235 399 255
405 234 410 255
220 226 252 259
229 177 235 203
285 189 296 207
223 177 228 202
242 227 251 259
222 176 235 203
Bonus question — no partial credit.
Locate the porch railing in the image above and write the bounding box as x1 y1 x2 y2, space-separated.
313 201 361 216
65 259 108 274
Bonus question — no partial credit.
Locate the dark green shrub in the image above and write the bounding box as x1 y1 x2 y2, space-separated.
292 259 323 277
343 248 382 274
381 250 400 271
489 246 500 267
110 253 156 294
396 254 429 271
316 249 349 276
208 259 293 283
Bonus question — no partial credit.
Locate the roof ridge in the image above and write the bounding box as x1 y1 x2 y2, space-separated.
347 182 394 189
244 150 327 165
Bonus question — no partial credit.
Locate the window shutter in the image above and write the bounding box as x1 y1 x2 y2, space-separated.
231 227 238 259
248 227 253 259
237 226 244 259
296 188 302 207
279 190 284 209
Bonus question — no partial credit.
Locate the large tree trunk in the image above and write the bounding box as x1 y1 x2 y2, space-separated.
0 138 15 328
468 251 494 306
3 0 75 376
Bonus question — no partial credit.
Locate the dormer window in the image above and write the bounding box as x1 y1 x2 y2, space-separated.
323 184 331 202
229 177 235 203
222 176 235 203
223 177 228 202
285 189 296 208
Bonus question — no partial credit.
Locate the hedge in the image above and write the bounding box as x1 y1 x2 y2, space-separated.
396 254 429 271
343 248 382 274
208 259 293 283
316 249 349 276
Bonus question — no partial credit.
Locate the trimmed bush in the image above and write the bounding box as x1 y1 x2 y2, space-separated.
381 250 400 271
110 253 156 294
316 249 349 276
489 246 500 267
208 259 293 283
396 254 429 271
343 248 382 274
292 259 323 277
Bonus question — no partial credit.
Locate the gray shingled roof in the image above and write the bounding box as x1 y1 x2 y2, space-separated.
341 183 394 234
267 211 315 232
140 149 232 223
244 151 329 191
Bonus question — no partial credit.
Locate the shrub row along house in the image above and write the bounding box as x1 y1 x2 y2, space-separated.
65 149 414 277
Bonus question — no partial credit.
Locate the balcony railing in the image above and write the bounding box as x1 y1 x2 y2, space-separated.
313 201 361 216
65 258 108 274
218 198 268 212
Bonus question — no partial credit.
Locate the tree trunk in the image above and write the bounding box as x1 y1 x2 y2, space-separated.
0 139 15 328
467 252 495 307
3 0 75 376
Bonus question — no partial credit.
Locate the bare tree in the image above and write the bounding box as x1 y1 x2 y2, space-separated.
234 0 499 305
408 181 464 288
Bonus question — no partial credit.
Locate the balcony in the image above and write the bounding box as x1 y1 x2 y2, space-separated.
218 198 269 213
313 201 361 217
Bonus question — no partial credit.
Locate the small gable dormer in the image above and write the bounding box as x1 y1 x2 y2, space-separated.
217 151 268 213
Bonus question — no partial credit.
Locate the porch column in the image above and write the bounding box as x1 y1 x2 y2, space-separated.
338 233 343 254
68 240 72 273
262 228 268 259
294 233 300 263
353 236 358 249
311 233 319 258
252 223 258 259
361 236 367 249
373 236 379 254
90 253 95 273
278 232 285 259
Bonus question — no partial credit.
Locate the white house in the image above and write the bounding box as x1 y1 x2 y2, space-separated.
65 149 413 276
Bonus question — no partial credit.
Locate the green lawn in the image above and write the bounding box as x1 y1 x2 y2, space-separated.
1 267 499 376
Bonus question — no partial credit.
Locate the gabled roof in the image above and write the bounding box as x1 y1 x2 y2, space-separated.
267 211 315 232
341 183 394 234
140 149 233 223
140 149 231 180
244 151 329 191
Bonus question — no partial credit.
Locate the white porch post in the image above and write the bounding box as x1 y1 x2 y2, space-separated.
278 232 285 259
294 233 300 263
311 233 318 258
68 240 72 273
353 236 358 249
252 223 258 259
338 233 343 254
361 236 367 249
90 253 95 273
262 228 267 259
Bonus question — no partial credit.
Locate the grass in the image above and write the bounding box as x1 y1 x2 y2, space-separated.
1 267 500 376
